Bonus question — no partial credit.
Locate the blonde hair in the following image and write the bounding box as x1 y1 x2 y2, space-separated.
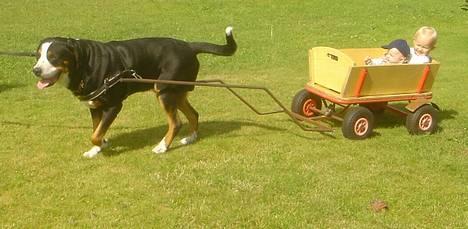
414 26 438 46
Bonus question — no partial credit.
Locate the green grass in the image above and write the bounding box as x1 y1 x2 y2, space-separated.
1 0 467 227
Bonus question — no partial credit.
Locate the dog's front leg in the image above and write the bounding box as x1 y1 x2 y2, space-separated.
153 93 181 154
90 107 103 132
83 108 107 158
83 104 122 158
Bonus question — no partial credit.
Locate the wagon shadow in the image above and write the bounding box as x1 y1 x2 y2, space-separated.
103 120 284 156
369 107 458 133
433 108 458 134
313 106 459 138
438 108 458 122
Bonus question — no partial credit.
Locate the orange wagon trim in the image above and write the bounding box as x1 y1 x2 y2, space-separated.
305 84 432 105
354 68 368 97
417 65 431 93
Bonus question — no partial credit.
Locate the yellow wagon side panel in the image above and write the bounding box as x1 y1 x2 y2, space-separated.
342 62 440 98
307 47 440 100
421 62 439 92
308 47 354 93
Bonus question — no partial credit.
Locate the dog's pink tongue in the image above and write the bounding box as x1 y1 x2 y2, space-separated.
37 80 50 90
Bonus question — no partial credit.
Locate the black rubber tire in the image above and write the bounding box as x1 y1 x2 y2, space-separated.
291 89 322 118
405 104 438 135
342 106 375 140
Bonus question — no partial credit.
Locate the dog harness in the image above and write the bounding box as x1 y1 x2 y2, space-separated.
76 70 142 102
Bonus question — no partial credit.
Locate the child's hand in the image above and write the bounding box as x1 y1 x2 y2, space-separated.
364 56 372 65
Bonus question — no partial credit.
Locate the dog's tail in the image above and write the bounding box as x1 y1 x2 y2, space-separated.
189 26 237 56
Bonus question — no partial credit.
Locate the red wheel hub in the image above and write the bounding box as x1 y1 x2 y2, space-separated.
302 99 317 117
354 118 369 136
419 114 433 131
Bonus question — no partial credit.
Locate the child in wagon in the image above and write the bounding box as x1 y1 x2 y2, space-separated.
409 26 437 64
365 39 411 65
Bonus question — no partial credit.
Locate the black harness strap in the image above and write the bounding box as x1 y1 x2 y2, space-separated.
76 70 141 101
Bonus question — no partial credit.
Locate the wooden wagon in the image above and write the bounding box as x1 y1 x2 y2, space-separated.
291 47 440 139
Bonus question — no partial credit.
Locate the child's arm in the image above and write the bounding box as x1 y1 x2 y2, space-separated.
365 56 385 65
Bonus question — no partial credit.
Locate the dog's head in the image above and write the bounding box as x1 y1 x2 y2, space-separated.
32 38 79 89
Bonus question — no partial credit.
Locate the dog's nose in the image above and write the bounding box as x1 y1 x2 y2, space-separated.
32 67 42 76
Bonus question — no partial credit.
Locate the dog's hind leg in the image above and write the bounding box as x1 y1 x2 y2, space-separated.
177 94 199 145
153 92 182 154
83 104 122 158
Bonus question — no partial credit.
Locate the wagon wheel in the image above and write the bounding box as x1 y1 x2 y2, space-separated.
405 104 438 135
291 89 322 118
342 106 375 140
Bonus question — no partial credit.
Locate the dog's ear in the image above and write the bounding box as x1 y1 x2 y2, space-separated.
63 38 81 71
35 38 54 59
59 39 85 92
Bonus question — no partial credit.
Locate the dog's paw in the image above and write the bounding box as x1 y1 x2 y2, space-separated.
82 139 109 158
180 132 198 145
83 146 102 158
152 138 168 154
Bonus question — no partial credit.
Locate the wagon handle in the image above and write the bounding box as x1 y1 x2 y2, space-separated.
119 77 333 132
197 79 284 116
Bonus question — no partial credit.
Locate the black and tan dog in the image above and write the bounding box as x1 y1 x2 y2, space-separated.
32 27 236 157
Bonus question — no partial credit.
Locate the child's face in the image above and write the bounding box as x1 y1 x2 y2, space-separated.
413 35 434 56
384 48 406 64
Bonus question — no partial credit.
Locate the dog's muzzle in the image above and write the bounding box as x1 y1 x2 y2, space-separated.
32 67 42 77
33 68 62 90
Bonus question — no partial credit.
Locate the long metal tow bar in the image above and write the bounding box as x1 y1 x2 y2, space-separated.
119 77 333 133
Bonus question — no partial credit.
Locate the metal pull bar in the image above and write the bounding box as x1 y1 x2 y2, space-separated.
119 77 333 132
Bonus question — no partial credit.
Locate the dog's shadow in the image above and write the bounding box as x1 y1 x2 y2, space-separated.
103 120 284 156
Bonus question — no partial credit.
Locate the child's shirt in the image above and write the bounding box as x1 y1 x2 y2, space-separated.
409 48 431 64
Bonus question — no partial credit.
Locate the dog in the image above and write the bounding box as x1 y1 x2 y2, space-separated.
32 26 237 158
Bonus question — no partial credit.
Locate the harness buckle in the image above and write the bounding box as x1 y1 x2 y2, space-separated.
103 78 110 92
131 70 142 79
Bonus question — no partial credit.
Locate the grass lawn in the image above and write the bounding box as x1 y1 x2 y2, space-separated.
0 0 467 227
